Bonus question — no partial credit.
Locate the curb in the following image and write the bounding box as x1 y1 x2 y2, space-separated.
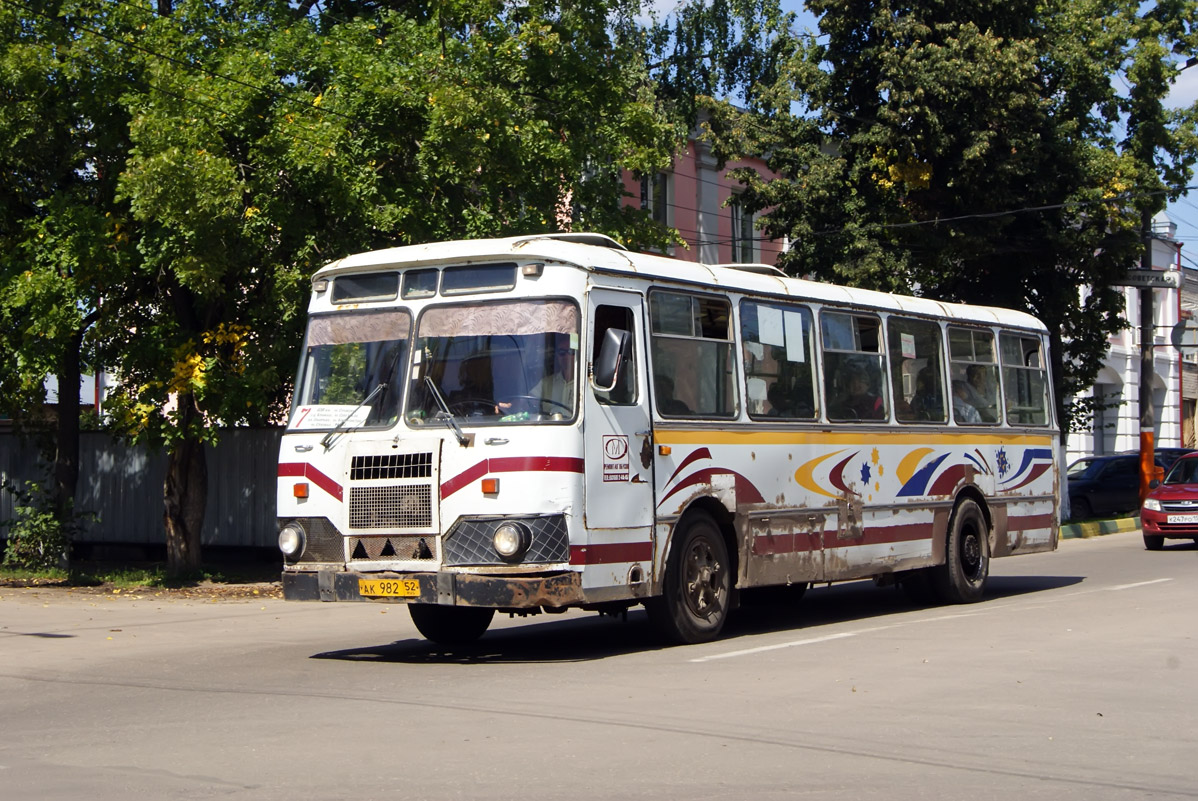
1059 516 1140 540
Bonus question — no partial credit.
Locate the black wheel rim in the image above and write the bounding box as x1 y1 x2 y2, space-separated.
682 535 726 619
960 520 984 582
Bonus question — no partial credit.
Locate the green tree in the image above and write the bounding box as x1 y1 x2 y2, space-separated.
99 0 683 573
0 0 139 538
705 0 1198 439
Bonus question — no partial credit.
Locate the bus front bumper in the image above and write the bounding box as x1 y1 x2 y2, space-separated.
281 569 584 609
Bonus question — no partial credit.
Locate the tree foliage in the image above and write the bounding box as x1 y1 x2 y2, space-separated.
704 0 1198 439
2 0 687 572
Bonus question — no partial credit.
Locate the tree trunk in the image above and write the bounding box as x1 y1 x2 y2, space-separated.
163 404 207 576
54 331 82 519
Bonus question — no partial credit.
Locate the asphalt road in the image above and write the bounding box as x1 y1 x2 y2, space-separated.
1 531 1195 801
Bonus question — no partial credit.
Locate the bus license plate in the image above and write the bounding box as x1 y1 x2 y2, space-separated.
1167 514 1198 524
359 578 420 597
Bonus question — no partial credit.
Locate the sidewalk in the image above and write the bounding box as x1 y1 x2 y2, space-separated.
1059 515 1140 539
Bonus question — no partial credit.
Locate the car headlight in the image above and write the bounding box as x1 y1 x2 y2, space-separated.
492 521 532 563
1142 498 1162 512
278 522 306 557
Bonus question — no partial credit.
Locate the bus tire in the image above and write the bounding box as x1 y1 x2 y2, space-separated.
408 604 494 645
646 511 731 644
931 498 989 604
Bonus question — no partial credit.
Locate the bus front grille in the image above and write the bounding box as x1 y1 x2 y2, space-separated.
348 485 433 529
348 534 437 562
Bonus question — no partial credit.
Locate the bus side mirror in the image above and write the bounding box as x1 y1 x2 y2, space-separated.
592 328 630 392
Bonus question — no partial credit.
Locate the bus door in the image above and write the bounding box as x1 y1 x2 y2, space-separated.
583 289 655 542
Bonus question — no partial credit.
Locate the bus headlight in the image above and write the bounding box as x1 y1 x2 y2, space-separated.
492 521 531 563
278 522 306 558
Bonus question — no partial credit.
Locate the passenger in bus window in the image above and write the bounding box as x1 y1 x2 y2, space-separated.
952 380 982 423
841 368 884 420
654 374 692 415
910 367 943 421
963 364 996 420
530 333 576 410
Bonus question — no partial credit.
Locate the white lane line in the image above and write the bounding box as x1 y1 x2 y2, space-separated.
689 612 984 663
692 578 1173 663
1106 578 1174 591
689 630 878 663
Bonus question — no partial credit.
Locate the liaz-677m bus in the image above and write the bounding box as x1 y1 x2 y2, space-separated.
277 233 1059 644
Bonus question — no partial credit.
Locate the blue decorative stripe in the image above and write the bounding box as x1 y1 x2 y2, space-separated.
898 453 951 497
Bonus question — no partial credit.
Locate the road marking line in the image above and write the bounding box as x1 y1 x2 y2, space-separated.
1106 578 1173 591
689 612 983 663
691 578 1172 664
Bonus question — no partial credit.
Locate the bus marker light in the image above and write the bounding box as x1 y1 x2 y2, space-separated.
658 445 672 456
481 478 499 494
293 482 309 499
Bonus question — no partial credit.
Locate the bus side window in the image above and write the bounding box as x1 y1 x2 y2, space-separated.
649 291 736 417
593 305 637 405
948 327 1000 424
888 316 946 423
1000 331 1050 425
821 312 888 421
740 299 818 420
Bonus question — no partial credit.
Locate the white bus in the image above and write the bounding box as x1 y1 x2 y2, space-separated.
277 234 1059 644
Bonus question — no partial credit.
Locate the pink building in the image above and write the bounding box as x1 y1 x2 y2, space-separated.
621 133 786 267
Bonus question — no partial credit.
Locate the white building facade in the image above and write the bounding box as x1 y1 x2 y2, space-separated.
1065 213 1187 462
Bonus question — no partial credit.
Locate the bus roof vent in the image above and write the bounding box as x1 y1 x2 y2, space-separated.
512 233 628 251
715 262 787 277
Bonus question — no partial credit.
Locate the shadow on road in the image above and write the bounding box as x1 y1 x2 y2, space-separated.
310 572 1085 665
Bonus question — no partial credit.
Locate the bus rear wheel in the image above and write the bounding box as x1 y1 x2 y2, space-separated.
932 498 989 604
646 511 731 644
408 604 494 645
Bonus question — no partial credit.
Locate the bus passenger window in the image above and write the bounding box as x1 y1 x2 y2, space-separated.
740 300 817 420
822 312 887 422
649 291 737 417
592 305 637 405
1000 332 1050 425
888 317 946 423
948 327 1000 424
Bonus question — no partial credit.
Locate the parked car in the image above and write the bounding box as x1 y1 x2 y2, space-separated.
1120 447 1197 470
1067 453 1168 521
1140 453 1198 550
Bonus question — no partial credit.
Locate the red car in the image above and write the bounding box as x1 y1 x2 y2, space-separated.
1141 453 1198 550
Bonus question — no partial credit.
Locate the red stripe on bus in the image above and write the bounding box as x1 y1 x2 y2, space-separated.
1007 513 1055 531
440 457 585 499
278 462 344 502
569 541 654 565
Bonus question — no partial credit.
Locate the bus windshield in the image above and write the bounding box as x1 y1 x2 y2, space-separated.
407 299 579 426
290 309 411 430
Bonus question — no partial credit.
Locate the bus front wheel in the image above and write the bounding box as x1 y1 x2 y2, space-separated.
408 604 494 645
932 498 989 604
646 511 731 644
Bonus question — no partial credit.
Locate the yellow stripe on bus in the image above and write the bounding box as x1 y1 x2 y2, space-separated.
653 429 1056 448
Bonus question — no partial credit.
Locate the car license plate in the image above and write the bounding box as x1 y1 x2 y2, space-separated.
359 578 420 597
1166 514 1198 524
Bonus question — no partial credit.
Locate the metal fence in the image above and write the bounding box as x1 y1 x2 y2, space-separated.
0 428 282 548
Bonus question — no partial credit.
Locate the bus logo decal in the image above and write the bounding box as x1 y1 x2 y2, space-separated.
602 435 630 482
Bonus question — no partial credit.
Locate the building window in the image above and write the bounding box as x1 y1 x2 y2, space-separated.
640 172 669 226
730 196 754 263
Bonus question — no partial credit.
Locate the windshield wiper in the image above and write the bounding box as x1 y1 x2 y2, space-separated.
320 382 387 450
424 376 469 447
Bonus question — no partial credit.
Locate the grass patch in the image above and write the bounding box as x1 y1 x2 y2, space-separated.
0 559 279 589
